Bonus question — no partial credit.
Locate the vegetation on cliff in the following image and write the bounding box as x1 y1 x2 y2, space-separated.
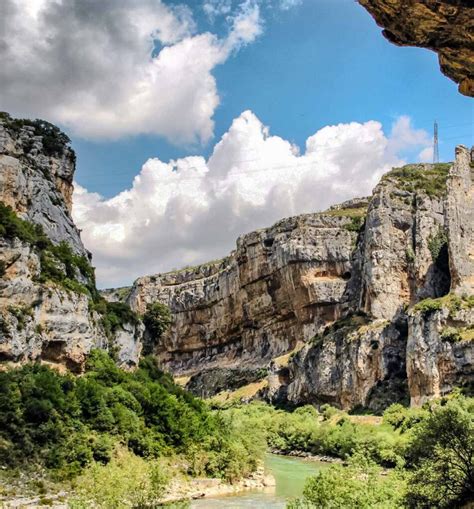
0 202 96 296
0 111 72 158
382 163 451 198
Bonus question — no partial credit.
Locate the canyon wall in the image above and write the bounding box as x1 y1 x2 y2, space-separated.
127 205 366 372
1 111 471 410
0 114 142 370
125 147 473 410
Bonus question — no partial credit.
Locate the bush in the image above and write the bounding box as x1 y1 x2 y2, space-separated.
288 452 405 509
0 202 96 295
0 112 72 158
69 448 170 509
143 302 172 341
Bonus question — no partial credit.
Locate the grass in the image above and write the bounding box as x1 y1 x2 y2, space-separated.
323 207 368 218
209 380 268 407
413 293 474 315
381 163 451 199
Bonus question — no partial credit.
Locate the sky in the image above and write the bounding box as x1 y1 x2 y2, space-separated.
1 0 473 288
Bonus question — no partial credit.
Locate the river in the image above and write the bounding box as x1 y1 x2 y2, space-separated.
191 454 328 508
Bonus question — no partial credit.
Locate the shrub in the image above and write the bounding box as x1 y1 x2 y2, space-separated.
0 351 262 483
288 452 405 509
440 326 461 343
69 448 170 509
343 215 365 233
413 298 443 315
0 202 96 295
0 112 72 158
428 229 448 262
143 302 172 340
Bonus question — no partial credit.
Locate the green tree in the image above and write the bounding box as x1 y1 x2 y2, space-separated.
143 302 172 342
404 398 474 508
288 452 405 509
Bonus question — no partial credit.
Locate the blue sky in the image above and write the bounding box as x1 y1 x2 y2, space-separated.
2 0 472 286
71 0 473 198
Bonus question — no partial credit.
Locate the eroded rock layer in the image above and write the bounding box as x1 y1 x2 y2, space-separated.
358 0 474 96
128 209 364 372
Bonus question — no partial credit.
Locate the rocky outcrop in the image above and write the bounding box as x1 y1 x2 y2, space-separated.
0 237 104 371
358 0 474 96
359 163 450 320
286 317 408 413
446 145 474 295
407 299 474 406
0 114 142 370
128 211 362 373
0 113 87 256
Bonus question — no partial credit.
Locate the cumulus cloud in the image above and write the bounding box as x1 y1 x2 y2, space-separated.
72 111 431 288
0 0 261 143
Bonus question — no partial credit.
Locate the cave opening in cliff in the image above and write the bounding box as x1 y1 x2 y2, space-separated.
433 241 451 297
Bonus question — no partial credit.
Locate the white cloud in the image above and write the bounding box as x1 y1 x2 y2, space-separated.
0 0 261 143
72 111 431 288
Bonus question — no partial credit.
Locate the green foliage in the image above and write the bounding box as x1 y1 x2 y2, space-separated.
343 215 365 233
0 112 72 158
143 302 172 340
412 297 443 315
428 229 448 262
69 448 171 509
222 403 406 468
406 248 415 264
382 404 427 433
404 398 474 508
413 293 474 317
91 300 140 338
0 202 96 296
382 163 451 198
0 351 262 483
288 453 405 509
440 326 462 343
0 202 48 246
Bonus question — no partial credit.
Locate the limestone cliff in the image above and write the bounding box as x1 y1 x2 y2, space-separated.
127 201 367 373
122 147 473 411
0 113 142 370
358 0 474 96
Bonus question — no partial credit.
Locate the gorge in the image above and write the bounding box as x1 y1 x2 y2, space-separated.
1 111 471 415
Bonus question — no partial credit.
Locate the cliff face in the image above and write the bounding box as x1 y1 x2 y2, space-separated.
124 147 473 411
0 114 86 256
0 114 142 370
358 0 474 96
128 204 366 372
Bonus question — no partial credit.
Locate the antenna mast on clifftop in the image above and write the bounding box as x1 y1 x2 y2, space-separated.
433 121 439 163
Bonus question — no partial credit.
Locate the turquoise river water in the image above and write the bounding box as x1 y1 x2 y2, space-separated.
191 454 328 508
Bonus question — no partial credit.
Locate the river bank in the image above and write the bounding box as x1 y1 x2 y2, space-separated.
161 465 276 504
269 448 344 464
0 466 275 508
